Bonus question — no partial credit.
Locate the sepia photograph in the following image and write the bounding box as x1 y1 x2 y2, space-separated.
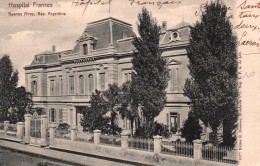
0 0 259 165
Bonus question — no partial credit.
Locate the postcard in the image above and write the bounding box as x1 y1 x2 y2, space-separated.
0 0 259 165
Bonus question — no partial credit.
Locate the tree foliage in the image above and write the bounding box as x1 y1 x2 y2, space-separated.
0 55 32 123
81 90 111 133
103 84 121 135
183 1 238 146
131 8 169 137
180 111 202 143
118 81 139 137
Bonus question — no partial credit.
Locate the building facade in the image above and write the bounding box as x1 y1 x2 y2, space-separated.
24 17 191 133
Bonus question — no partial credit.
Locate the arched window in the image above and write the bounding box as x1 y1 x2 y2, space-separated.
83 44 88 55
88 74 94 94
79 75 84 94
31 81 37 96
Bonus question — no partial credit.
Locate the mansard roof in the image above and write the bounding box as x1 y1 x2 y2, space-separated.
25 17 191 69
71 17 135 53
30 50 71 66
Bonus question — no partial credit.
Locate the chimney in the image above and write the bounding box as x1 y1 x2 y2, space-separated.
162 21 167 32
52 45 56 52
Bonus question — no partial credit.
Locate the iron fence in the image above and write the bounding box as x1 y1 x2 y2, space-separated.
75 133 94 143
161 141 193 158
54 129 71 140
100 134 121 147
202 145 238 164
7 124 17 132
127 137 154 152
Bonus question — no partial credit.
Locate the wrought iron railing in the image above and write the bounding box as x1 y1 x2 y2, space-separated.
202 145 238 164
100 134 121 147
127 137 154 152
161 141 193 158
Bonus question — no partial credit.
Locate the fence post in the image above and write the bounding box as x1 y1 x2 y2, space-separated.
193 139 203 161
71 127 77 141
24 114 32 143
49 124 56 147
40 115 48 146
153 135 162 153
4 121 9 136
17 122 24 141
121 133 129 149
93 130 101 145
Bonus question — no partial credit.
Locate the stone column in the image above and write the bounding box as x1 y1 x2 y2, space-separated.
121 133 129 149
4 121 9 133
24 114 32 143
93 130 101 145
193 139 203 161
49 124 56 147
71 127 77 141
40 115 48 146
72 107 77 127
153 135 162 153
17 122 25 141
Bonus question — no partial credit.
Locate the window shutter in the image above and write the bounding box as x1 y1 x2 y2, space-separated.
49 109 51 122
173 68 178 92
56 79 60 95
54 109 56 122
59 109 63 123
177 113 180 130
166 113 170 130
169 70 173 91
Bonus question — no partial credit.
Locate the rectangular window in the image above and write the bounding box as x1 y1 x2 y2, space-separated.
59 109 63 123
49 109 56 123
50 80 55 96
169 112 180 134
69 76 75 94
170 68 179 92
99 73 105 90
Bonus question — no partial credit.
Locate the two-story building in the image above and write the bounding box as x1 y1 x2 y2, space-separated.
24 17 191 133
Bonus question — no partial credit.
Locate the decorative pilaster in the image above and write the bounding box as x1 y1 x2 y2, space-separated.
121 133 129 149
153 135 162 153
24 114 32 143
193 139 203 160
4 121 9 133
93 130 101 145
71 127 77 141
17 122 25 141
40 115 48 146
49 124 56 147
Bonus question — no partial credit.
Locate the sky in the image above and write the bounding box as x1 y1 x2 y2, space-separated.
0 0 236 86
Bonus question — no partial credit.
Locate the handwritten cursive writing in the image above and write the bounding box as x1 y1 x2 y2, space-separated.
195 2 232 18
72 0 112 16
237 0 260 10
238 31 260 48
234 20 260 31
129 0 181 9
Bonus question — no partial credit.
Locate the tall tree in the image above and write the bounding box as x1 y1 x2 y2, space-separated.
118 81 139 137
183 1 238 146
0 55 18 122
131 8 169 137
103 84 122 135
